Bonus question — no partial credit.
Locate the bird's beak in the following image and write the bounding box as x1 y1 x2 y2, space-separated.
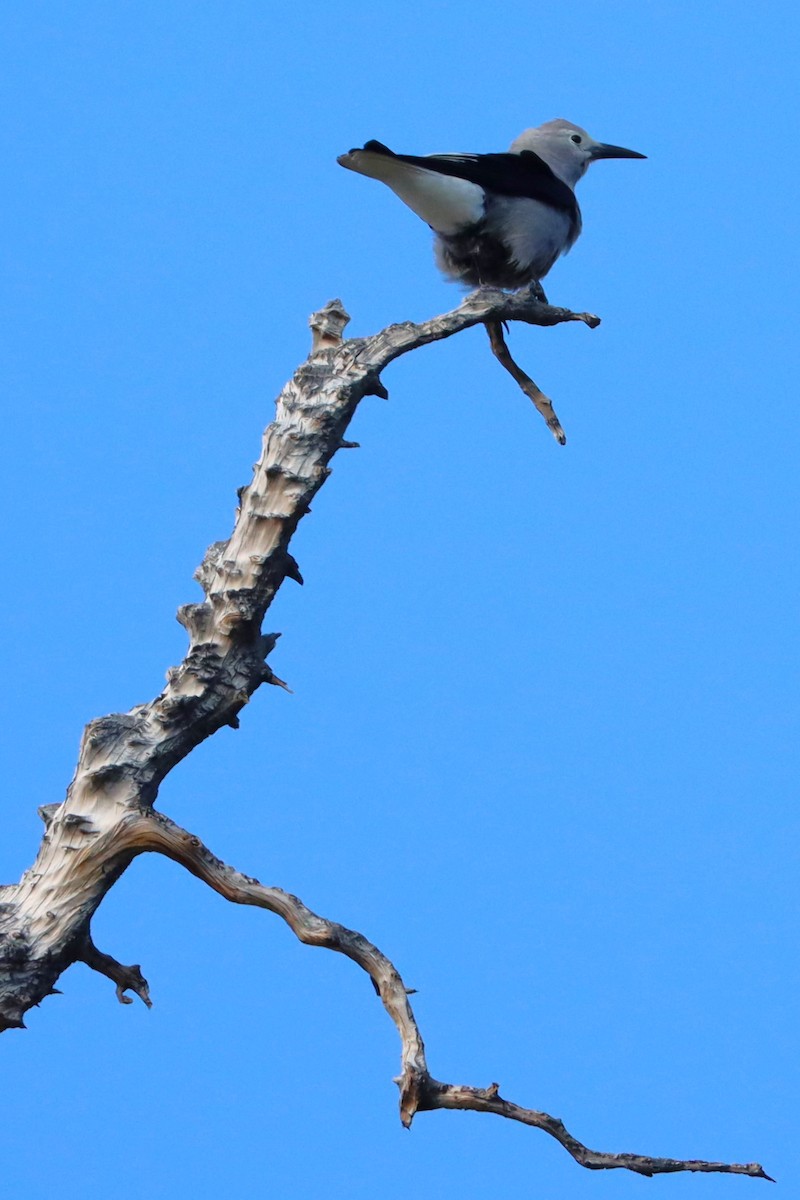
591 142 647 160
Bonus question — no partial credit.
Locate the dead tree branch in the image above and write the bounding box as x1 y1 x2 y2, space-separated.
77 933 152 1008
0 291 770 1181
485 318 566 443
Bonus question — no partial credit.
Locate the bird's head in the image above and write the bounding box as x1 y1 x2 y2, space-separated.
511 119 645 187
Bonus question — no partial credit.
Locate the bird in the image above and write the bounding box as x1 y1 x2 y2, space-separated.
337 119 645 296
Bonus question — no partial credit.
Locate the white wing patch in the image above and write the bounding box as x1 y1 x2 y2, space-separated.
339 150 485 235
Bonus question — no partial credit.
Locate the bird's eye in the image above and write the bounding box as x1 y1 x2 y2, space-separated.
570 134 582 144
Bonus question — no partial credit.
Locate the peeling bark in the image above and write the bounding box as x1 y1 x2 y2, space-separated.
0 291 771 1182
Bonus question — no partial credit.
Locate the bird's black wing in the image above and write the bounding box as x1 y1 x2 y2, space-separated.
361 140 577 216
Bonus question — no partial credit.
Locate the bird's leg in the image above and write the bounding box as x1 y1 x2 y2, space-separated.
472 282 503 299
528 280 548 304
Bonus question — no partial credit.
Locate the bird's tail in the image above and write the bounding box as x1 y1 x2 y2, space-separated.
336 140 398 180
336 140 484 235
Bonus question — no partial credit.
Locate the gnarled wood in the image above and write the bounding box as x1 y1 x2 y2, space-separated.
0 291 770 1181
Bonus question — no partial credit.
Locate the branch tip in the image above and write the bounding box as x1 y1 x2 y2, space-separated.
365 375 389 400
265 671 293 694
309 299 351 352
284 554 304 585
78 935 153 1010
260 631 282 656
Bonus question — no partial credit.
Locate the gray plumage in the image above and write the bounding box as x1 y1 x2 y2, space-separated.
338 119 645 291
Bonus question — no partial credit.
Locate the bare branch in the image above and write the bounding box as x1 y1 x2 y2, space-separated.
119 809 771 1183
485 319 566 443
422 1083 774 1180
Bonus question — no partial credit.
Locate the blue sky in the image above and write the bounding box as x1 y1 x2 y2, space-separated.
1 3 796 1196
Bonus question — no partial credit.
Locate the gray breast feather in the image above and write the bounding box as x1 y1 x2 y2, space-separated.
487 196 578 279
433 195 581 289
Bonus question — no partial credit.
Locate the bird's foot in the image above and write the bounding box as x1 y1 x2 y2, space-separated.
470 283 506 298
528 281 548 304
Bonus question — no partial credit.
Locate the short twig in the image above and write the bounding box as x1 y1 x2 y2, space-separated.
78 933 152 1008
485 320 567 444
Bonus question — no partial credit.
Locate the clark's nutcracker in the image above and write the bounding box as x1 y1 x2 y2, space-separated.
338 119 645 292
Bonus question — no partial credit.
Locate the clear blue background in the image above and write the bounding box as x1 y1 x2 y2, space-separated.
1 3 796 1196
